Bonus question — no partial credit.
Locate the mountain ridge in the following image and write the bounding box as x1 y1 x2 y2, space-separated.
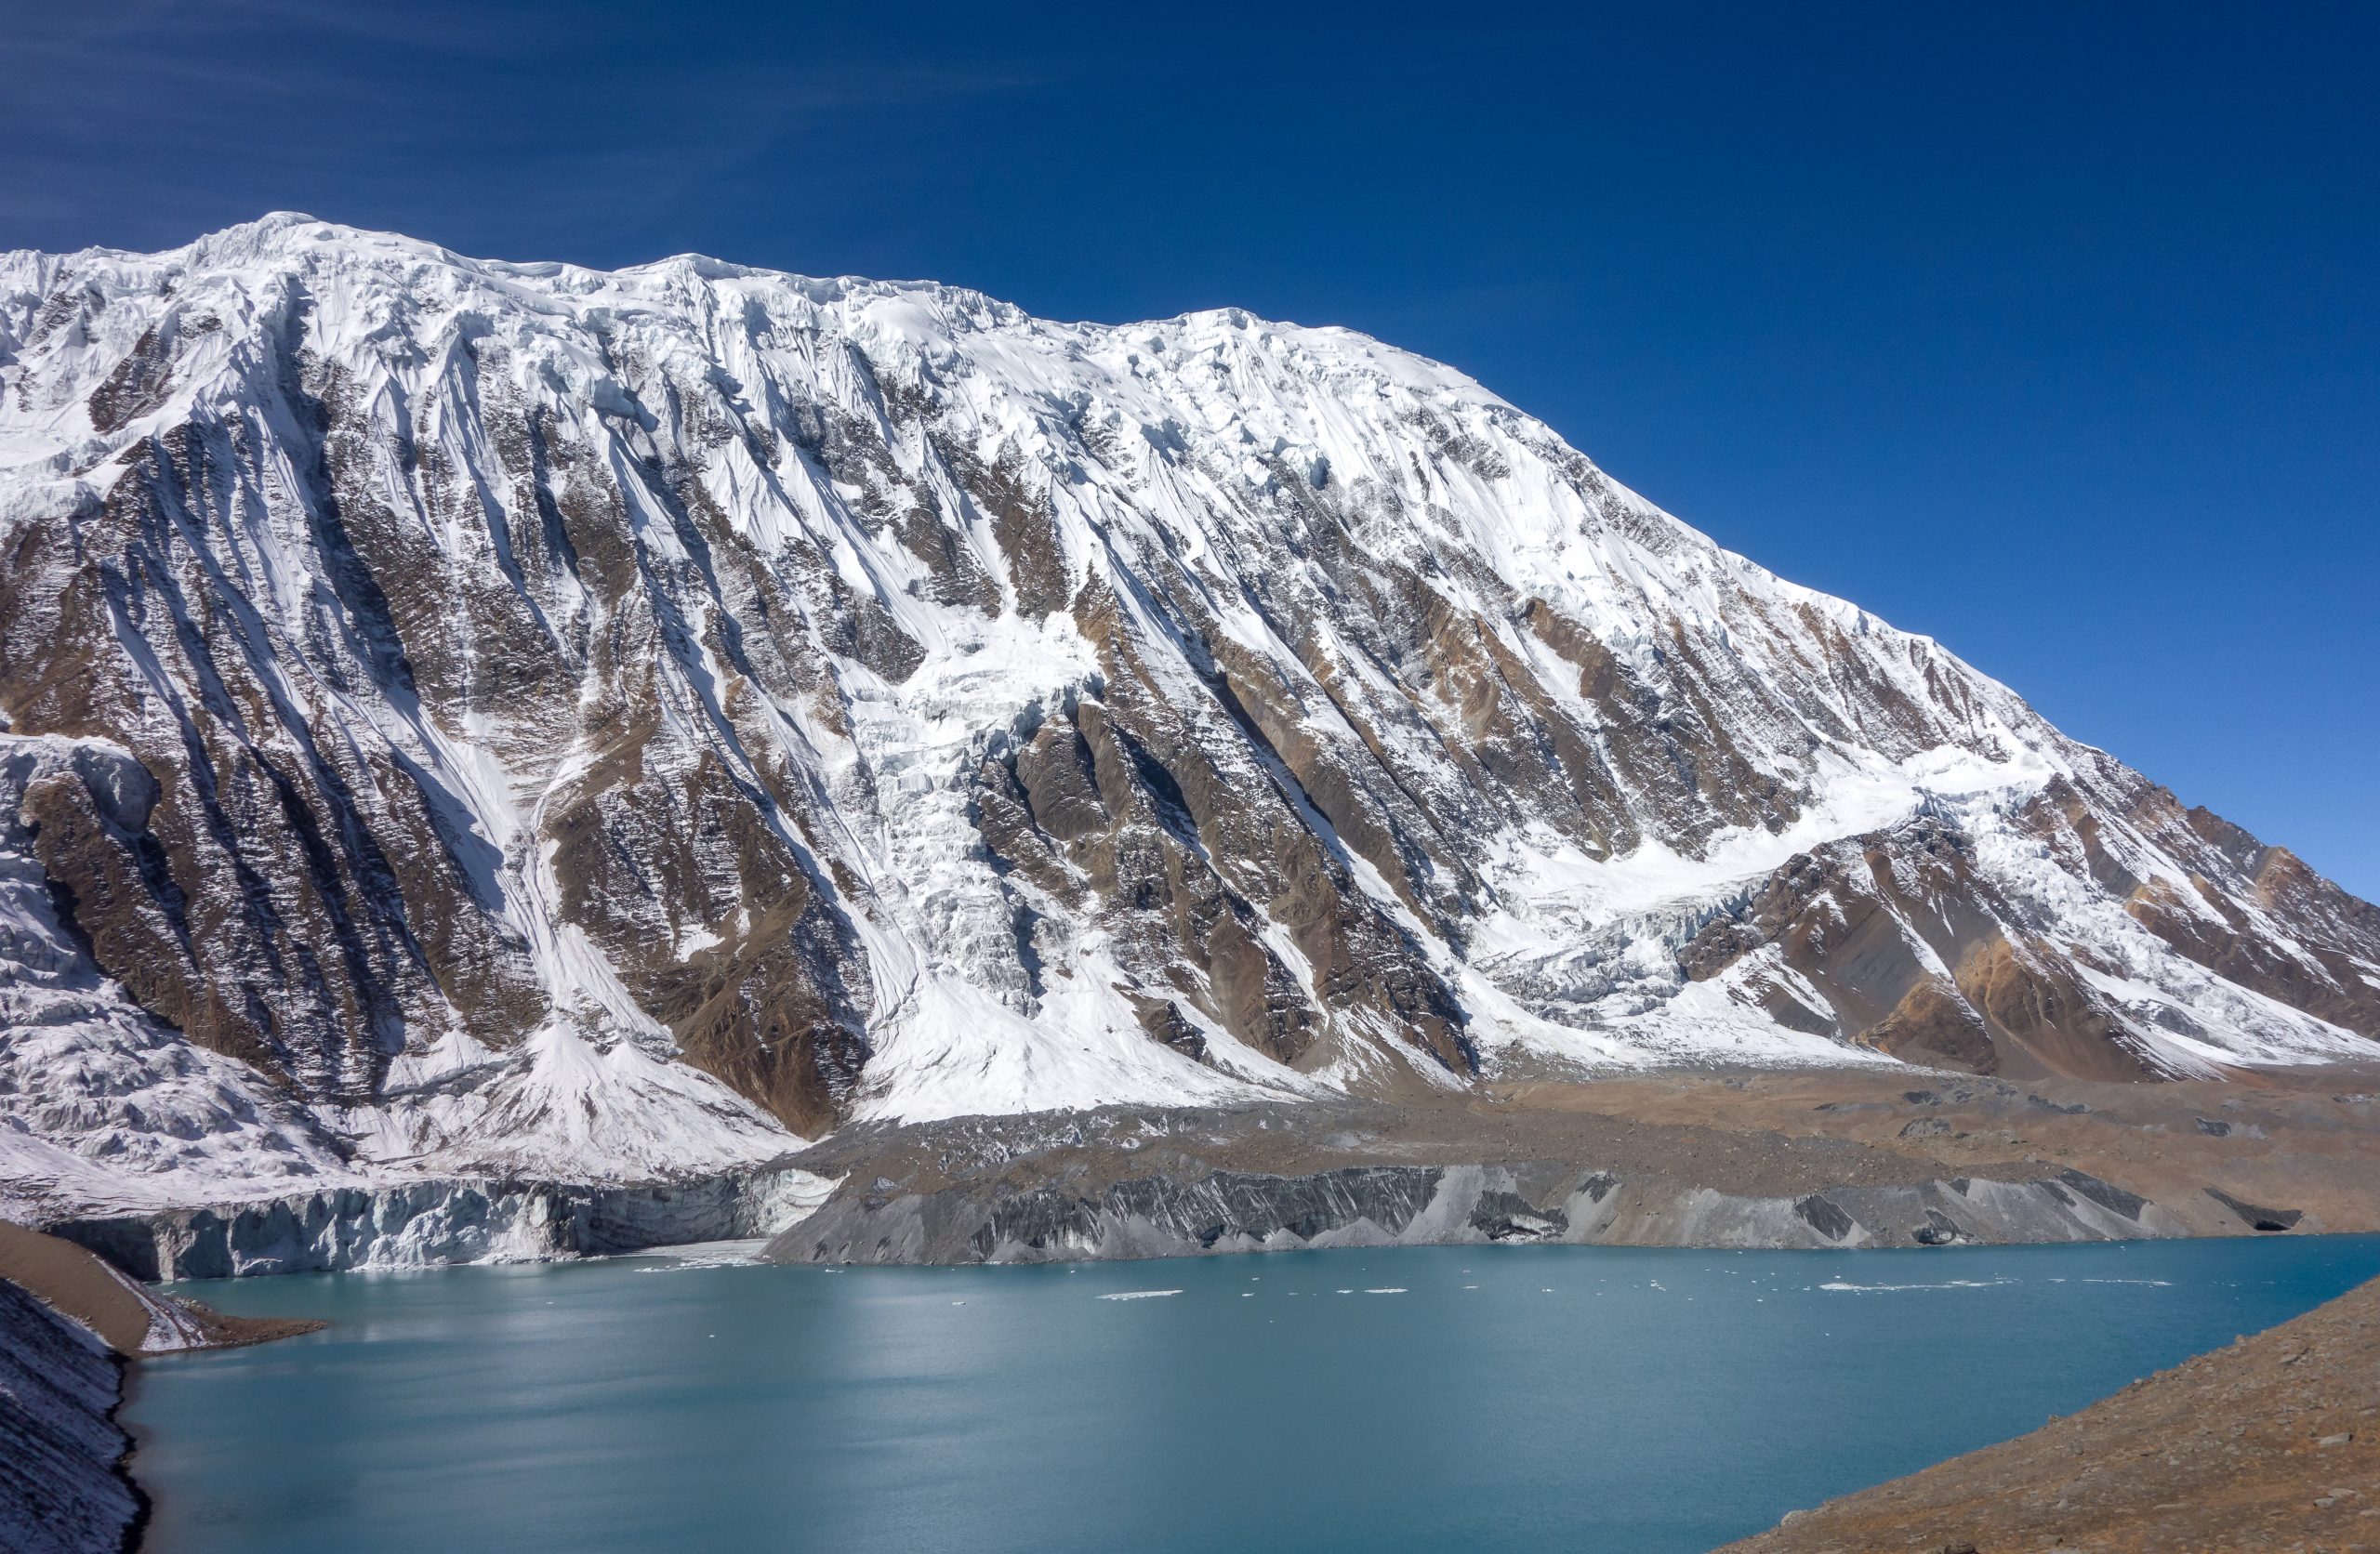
1 216 2373 1231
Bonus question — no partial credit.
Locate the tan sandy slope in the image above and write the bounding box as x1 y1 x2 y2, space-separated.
1717 1274 2380 1553
0 1218 319 1353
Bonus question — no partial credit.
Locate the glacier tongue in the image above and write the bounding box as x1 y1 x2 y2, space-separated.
0 214 2373 1228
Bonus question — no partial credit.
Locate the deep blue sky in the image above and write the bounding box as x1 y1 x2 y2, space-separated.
9 3 2374 894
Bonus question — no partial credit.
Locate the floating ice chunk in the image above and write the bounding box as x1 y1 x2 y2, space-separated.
1819 1277 2016 1293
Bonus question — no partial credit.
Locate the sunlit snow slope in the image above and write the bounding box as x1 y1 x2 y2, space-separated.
1 217 2373 1212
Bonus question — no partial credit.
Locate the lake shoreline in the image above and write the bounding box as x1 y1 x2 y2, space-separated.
1718 1268 2380 1551
0 1222 319 1554
46 1064 2380 1284
769 1066 2380 1266
121 1234 2380 1554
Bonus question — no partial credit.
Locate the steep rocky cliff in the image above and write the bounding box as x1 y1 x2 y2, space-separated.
0 1277 139 1554
0 1218 327 1550
1 217 2372 1224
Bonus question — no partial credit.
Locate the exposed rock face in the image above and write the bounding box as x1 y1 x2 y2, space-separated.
758 1091 2215 1266
778 1158 2169 1266
756 1071 2380 1267
0 1218 337 1551
0 1276 138 1554
0 217 2373 1218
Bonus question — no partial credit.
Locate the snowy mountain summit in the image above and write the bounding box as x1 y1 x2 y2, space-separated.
2 216 2373 1219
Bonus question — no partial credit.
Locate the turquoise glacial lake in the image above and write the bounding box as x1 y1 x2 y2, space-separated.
130 1235 2380 1553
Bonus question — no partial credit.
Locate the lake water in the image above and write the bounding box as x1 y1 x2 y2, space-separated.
129 1235 2380 1554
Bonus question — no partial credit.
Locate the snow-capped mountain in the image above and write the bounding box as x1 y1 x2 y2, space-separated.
2 216 2373 1217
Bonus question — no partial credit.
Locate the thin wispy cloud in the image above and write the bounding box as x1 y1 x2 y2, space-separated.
3 1 1057 257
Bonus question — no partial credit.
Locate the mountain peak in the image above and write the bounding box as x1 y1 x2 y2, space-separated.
0 221 2372 1220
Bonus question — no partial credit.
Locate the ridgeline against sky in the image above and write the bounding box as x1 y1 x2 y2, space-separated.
5 217 2375 1224
4 4 2373 895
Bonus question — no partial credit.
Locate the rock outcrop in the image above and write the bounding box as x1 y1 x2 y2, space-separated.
750 1072 2380 1267
775 1157 2174 1267
0 1219 323 1552
0 1276 139 1554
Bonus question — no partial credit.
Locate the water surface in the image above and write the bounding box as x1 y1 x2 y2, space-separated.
132 1235 2380 1553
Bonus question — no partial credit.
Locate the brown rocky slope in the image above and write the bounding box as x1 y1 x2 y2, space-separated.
1716 1271 2380 1553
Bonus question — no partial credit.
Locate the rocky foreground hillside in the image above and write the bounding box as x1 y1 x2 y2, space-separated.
0 1274 138 1554
0 217 2373 1246
1720 1268 2380 1552
0 1219 320 1552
